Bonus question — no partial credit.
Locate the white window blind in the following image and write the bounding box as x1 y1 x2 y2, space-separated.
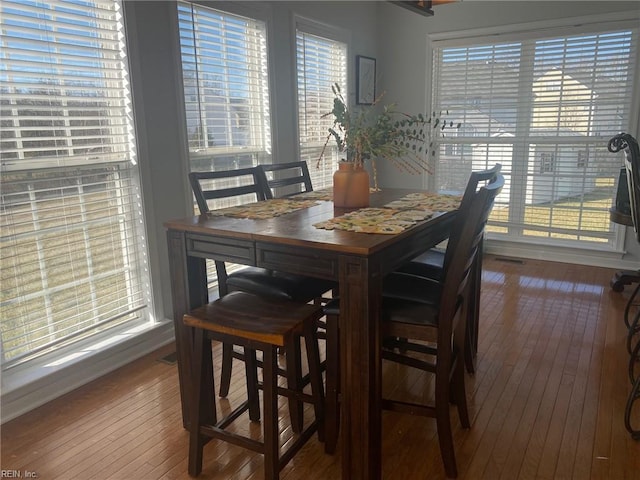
432 23 638 248
177 2 273 292
296 24 347 189
178 2 271 177
0 0 150 368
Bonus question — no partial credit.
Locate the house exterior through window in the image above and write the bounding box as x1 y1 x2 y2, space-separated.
431 21 638 248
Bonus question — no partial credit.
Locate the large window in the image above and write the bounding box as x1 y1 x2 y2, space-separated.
296 19 348 189
177 2 272 290
177 1 271 191
432 22 638 249
0 0 151 368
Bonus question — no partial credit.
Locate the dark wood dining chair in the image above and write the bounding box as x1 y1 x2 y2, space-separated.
381 175 504 477
397 163 502 373
188 168 334 430
323 176 505 476
608 132 640 439
257 161 313 199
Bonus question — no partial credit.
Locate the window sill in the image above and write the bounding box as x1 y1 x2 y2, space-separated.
1 320 175 424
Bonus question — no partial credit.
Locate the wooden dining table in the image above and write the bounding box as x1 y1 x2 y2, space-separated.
164 188 456 480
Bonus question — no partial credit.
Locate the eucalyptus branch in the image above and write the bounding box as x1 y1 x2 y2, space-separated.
317 82 459 178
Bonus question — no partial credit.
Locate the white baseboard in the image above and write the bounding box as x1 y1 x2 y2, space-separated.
485 239 638 270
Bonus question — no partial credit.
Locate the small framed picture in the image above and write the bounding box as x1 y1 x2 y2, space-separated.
356 55 376 105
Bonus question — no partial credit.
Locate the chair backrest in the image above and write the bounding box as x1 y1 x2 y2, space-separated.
442 163 502 270
458 163 502 212
608 133 640 243
257 161 313 199
188 167 266 214
188 167 267 297
438 174 505 352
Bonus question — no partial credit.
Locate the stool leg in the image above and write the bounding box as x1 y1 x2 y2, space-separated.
219 342 234 397
285 335 303 433
324 313 339 453
304 316 325 442
263 346 280 480
245 348 261 422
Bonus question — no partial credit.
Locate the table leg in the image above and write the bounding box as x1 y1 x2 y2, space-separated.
339 255 382 480
167 230 209 428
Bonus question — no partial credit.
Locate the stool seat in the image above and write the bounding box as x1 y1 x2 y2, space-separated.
185 291 323 346
183 291 325 479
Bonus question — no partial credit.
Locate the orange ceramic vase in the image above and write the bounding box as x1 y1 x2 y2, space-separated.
333 162 370 208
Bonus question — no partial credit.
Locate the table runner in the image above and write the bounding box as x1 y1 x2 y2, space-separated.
291 187 379 202
314 192 461 234
208 198 319 219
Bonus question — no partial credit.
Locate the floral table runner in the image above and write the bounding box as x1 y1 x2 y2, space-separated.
208 198 319 220
290 188 333 201
291 187 379 202
313 192 461 234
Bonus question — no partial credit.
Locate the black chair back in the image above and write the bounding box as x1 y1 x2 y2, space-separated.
440 174 505 329
442 163 502 272
609 133 640 243
188 167 266 214
257 161 313 199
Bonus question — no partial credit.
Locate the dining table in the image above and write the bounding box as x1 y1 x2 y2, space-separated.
164 188 457 480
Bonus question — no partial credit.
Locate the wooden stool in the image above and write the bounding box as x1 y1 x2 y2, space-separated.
183 291 325 479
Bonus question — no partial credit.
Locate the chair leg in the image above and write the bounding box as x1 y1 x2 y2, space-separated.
324 313 340 453
436 400 457 478
219 342 234 397
263 346 280 480
285 335 304 433
245 348 261 422
304 316 325 442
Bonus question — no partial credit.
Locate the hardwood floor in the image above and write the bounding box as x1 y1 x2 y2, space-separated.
2 256 639 479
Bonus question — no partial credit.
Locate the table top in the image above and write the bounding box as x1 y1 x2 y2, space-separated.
164 188 455 256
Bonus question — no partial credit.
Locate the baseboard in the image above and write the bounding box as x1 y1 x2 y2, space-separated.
485 239 637 270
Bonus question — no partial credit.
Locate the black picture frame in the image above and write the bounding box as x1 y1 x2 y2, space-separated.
356 55 376 105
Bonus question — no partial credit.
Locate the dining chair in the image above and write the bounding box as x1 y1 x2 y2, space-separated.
257 161 313 199
323 175 505 477
608 132 640 439
396 163 502 373
188 168 334 430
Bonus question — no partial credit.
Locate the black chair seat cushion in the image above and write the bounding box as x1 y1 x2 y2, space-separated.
382 272 442 305
323 272 442 327
396 248 445 280
227 267 335 303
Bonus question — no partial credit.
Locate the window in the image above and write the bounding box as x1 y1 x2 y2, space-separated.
539 152 555 174
432 22 638 248
0 0 151 368
177 2 271 187
577 150 588 169
296 19 348 189
177 2 272 291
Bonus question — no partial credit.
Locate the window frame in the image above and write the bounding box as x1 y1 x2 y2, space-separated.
429 16 640 255
0 0 155 372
